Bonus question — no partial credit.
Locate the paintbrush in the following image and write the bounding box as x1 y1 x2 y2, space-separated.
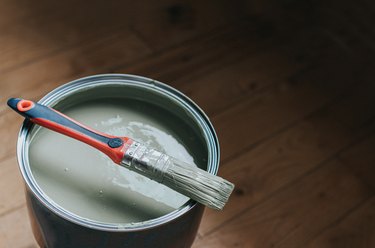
8 98 234 210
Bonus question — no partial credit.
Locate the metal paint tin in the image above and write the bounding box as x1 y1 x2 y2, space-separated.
17 74 220 248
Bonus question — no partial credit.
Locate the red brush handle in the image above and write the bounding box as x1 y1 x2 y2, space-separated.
7 98 132 164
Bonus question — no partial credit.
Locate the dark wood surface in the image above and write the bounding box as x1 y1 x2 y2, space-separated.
0 1 374 247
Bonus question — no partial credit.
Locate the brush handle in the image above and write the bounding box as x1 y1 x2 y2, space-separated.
7 98 130 163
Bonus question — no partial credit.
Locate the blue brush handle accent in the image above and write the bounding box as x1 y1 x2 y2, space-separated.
7 98 123 148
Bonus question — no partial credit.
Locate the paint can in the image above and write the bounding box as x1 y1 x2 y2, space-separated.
16 74 220 248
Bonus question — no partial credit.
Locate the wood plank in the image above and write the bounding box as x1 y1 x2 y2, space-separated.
325 80 375 133
0 157 25 216
119 24 310 116
338 133 375 191
193 159 371 248
0 1 151 74
0 205 38 248
317 0 375 58
118 24 375 145
213 80 339 161
199 107 352 236
0 111 22 161
121 25 262 84
0 30 152 111
174 47 302 116
307 196 375 248
198 78 375 236
121 24 359 117
128 0 246 51
120 13 353 89
0 0 51 28
204 25 375 161
127 37 304 116
2 0 238 73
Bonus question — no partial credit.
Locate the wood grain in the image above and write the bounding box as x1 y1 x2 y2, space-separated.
1 0 375 247
0 206 37 248
338 133 375 190
127 0 247 50
0 1 146 74
120 25 263 87
213 80 337 161
193 159 371 248
0 30 151 108
325 80 375 133
0 157 25 217
199 75 375 236
199 106 352 236
307 196 375 248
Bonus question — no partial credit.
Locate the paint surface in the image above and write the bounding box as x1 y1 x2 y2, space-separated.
29 97 205 224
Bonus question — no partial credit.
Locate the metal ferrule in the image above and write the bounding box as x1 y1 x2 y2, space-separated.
121 141 171 183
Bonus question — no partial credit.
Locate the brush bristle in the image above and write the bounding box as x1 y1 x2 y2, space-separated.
162 158 235 210
120 141 234 210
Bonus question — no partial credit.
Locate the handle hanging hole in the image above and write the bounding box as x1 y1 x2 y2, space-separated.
17 100 35 112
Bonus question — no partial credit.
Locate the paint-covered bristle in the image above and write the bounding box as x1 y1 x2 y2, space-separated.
162 158 234 210
121 141 234 210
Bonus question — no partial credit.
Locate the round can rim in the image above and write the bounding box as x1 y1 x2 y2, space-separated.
17 73 220 232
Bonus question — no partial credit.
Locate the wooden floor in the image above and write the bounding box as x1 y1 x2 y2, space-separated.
1 0 375 247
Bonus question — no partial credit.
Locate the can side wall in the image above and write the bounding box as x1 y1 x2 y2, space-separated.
26 190 204 248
